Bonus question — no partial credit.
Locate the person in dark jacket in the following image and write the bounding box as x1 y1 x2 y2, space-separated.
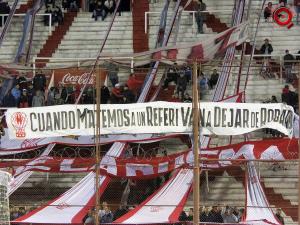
19 89 29 108
195 0 207 33
33 72 46 92
3 90 17 107
260 38 273 55
200 206 210 222
176 72 187 100
264 2 273 21
283 50 295 83
208 69 219 89
207 206 224 223
178 210 188 221
163 64 179 89
122 84 135 103
101 85 110 104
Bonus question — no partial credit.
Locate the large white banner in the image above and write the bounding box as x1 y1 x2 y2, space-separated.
6 102 294 139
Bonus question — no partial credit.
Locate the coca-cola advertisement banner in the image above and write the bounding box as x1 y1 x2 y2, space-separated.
53 68 107 86
3 138 297 178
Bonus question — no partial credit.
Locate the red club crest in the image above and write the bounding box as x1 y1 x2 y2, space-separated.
11 112 28 138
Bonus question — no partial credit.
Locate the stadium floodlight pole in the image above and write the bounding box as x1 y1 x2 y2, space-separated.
95 66 101 225
192 61 200 225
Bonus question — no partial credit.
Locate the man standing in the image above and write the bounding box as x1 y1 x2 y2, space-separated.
195 0 207 34
295 0 300 25
283 50 295 83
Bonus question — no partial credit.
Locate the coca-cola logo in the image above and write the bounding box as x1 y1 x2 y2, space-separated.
60 72 95 85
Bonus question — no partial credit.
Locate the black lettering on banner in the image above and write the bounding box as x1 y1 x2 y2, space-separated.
107 109 117 127
227 109 234 127
46 112 53 131
235 109 242 127
261 108 266 126
279 110 286 126
182 107 191 126
214 107 221 127
221 108 227 127
77 109 87 129
251 112 256 128
102 109 107 128
138 111 146 126
285 110 293 129
146 107 153 126
61 111 68 130
242 109 249 128
267 109 274 122
69 111 76 129
53 112 61 130
164 108 168 126
38 113 45 131
123 109 130 126
175 109 179 126
153 108 158 126
255 112 259 128
169 108 174 126
159 108 164 126
206 110 212 127
273 109 280 122
30 113 37 132
199 108 205 127
188 109 193 126
88 110 95 128
117 109 124 127
131 112 136 126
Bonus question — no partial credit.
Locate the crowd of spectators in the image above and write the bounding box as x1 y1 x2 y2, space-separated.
0 0 10 26
44 0 64 26
179 206 244 223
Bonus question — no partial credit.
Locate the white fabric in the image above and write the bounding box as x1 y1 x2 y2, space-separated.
245 162 281 225
8 143 55 195
118 169 193 223
16 142 125 224
5 102 294 139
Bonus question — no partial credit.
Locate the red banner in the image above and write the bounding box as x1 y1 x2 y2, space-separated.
53 68 107 87
2 138 297 178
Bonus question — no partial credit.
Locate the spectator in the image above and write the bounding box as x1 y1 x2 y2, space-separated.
0 0 10 26
33 71 46 92
3 89 17 107
176 72 187 100
19 89 29 108
279 0 287 6
127 73 143 96
195 0 207 34
18 207 26 217
208 69 219 89
178 210 188 221
281 85 290 104
198 73 208 99
260 38 273 55
84 209 95 224
62 0 69 10
200 206 210 222
54 93 65 105
92 0 107 21
11 84 21 104
107 63 119 87
122 84 135 103
89 0 97 12
44 5 52 26
296 50 300 61
69 0 79 11
53 5 63 25
113 205 128 220
101 85 110 104
183 64 192 84
27 83 35 107
207 206 224 223
264 2 273 21
47 87 56 106
271 95 278 103
186 208 193 221
296 0 300 25
70 85 81 103
275 208 285 225
17 74 27 90
283 50 295 83
222 207 238 223
57 83 68 103
83 87 95 104
183 93 192 102
163 64 179 89
110 83 123 103
104 0 115 14
99 205 113 223
32 90 45 107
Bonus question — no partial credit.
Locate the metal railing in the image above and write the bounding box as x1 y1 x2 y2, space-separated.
0 13 52 35
144 10 233 34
